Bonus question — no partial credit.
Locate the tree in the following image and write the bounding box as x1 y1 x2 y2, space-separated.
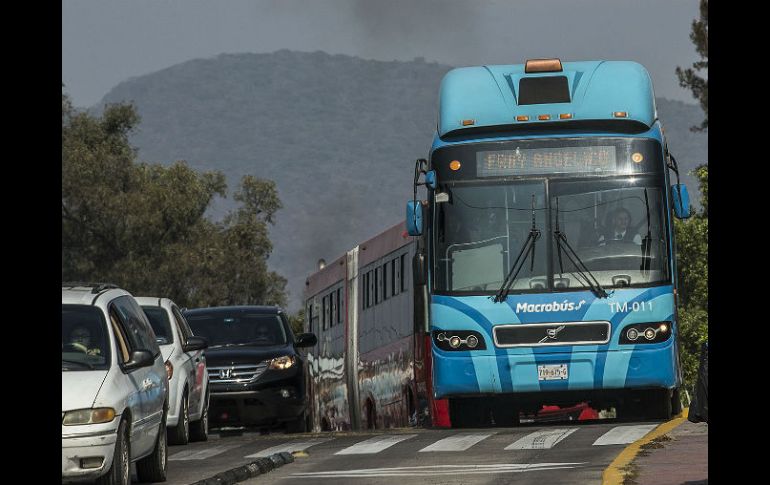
62 90 287 308
673 0 708 397
674 166 708 390
675 0 708 131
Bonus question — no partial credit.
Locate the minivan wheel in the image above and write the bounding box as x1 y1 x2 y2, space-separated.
96 419 130 485
168 393 190 445
136 414 168 482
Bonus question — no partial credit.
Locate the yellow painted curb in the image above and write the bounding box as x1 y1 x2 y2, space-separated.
601 408 689 485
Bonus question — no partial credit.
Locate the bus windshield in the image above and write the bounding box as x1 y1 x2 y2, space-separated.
435 181 547 292
550 176 669 291
434 175 670 294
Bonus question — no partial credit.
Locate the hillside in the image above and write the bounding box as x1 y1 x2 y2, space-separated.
97 50 708 311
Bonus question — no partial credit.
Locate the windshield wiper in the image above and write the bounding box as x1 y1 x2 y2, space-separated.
62 359 94 370
640 188 652 278
553 197 609 298
493 195 541 303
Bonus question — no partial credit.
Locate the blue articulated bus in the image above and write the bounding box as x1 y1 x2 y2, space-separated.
407 58 692 426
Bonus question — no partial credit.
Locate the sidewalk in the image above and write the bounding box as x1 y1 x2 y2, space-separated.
629 418 708 485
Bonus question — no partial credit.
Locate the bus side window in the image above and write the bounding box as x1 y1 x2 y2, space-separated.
400 254 407 292
391 259 398 296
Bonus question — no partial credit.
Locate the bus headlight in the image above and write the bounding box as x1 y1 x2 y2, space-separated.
433 330 486 351
620 322 672 344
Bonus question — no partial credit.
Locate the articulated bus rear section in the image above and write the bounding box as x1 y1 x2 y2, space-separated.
303 222 432 431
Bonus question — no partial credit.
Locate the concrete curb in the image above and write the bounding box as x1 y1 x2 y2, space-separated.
188 451 295 485
601 408 689 485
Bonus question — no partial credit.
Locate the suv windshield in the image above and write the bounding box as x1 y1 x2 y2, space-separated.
185 313 287 347
62 305 111 370
142 306 174 345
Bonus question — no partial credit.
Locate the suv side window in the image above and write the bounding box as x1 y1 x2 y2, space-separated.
171 306 193 343
113 296 161 357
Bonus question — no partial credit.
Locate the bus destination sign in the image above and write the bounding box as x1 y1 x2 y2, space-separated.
477 146 617 177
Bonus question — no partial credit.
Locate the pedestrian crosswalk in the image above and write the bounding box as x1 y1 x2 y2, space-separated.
335 434 418 455
419 432 497 452
504 428 578 450
169 423 660 461
591 424 657 446
168 444 242 461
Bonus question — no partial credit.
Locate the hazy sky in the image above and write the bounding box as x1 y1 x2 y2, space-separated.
63 0 703 108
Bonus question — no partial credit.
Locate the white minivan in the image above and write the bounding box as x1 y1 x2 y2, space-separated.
62 284 169 485
137 297 209 445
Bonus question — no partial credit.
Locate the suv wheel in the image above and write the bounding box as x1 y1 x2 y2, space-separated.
168 393 190 445
285 411 307 434
136 412 168 483
189 395 209 442
96 419 130 485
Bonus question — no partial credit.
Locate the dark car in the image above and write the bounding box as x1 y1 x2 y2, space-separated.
183 306 317 432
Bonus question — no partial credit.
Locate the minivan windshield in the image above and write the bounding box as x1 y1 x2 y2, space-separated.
185 313 287 347
62 305 111 371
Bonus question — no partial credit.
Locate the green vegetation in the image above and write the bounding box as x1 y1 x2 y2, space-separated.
675 0 708 132
674 166 708 393
62 91 287 308
674 0 708 394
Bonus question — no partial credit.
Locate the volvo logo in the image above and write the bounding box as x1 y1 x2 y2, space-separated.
539 325 566 343
219 368 233 379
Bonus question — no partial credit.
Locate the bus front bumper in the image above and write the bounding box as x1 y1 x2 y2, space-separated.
432 343 678 398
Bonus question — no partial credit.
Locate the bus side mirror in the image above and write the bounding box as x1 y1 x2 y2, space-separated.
413 252 426 287
671 184 691 219
406 200 423 236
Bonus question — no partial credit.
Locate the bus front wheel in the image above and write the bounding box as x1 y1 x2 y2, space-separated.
449 398 487 428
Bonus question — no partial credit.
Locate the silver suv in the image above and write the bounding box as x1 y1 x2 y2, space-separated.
136 296 209 445
62 284 169 484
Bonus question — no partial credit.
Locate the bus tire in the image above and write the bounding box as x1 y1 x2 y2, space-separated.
645 389 672 420
449 398 486 428
671 387 682 416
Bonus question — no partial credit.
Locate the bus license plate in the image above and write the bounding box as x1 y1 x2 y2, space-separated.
538 364 568 381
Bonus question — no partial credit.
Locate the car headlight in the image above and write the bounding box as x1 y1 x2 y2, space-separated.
269 355 296 370
62 408 116 426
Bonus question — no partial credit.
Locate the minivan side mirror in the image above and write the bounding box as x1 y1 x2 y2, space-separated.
124 349 154 370
183 336 208 352
671 184 691 219
295 333 317 348
406 200 423 236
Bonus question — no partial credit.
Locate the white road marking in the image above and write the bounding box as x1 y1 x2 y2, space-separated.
169 444 241 461
290 463 586 478
335 434 418 455
505 428 579 450
592 424 657 446
244 438 334 458
418 432 496 452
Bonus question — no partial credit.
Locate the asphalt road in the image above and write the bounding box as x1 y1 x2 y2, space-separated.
138 417 662 485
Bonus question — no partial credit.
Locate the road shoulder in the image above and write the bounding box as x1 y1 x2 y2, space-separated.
602 409 707 485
